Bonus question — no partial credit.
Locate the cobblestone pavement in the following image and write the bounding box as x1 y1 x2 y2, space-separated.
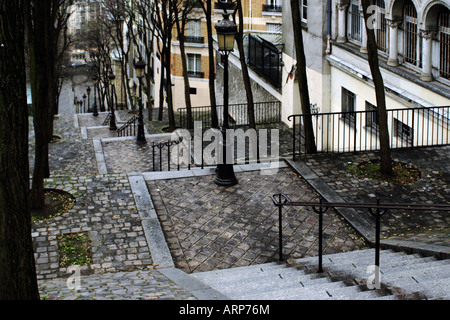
32 96 449 299
147 169 367 274
297 147 450 246
33 174 151 280
38 269 195 300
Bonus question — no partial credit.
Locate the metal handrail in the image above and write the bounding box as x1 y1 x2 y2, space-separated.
271 193 450 273
117 115 138 137
289 105 450 158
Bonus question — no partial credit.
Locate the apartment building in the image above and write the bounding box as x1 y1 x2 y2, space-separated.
68 0 103 66
167 0 283 110
279 0 450 152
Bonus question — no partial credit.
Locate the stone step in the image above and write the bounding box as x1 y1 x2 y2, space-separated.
240 279 349 300
212 271 332 298
291 250 424 270
191 262 285 284
189 249 450 300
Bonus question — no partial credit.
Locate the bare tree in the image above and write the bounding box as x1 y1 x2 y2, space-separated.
154 0 177 130
104 0 135 111
26 0 74 209
134 0 157 120
233 0 256 129
361 0 392 175
198 0 218 128
173 0 196 129
290 0 317 154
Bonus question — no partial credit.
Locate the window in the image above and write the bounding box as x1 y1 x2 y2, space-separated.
365 101 379 129
394 119 413 144
348 0 361 43
375 0 389 53
187 54 202 77
264 0 282 12
301 0 307 22
266 23 282 33
403 0 420 67
186 20 203 43
439 8 450 80
342 87 356 123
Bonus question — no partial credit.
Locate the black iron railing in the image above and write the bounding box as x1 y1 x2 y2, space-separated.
215 1 236 10
248 35 282 90
289 106 450 159
271 194 450 274
150 137 186 171
262 4 282 12
178 35 204 44
177 101 281 128
117 115 138 137
187 71 205 78
102 113 111 126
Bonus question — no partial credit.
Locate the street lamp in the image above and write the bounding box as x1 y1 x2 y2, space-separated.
92 75 99 116
214 12 238 187
135 57 147 145
87 86 91 113
83 94 87 113
108 69 117 130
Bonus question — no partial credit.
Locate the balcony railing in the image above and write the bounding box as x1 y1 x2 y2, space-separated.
178 35 204 44
262 4 282 12
215 1 236 10
187 71 204 78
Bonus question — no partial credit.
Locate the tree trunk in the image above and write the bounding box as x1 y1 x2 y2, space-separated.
200 0 218 128
0 0 40 300
235 0 255 129
165 34 176 131
290 0 317 154
175 10 193 129
361 0 392 175
27 0 54 209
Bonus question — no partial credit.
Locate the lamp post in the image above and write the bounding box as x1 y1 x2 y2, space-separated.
87 86 91 112
92 75 99 116
83 94 87 113
108 70 117 130
214 12 238 186
135 57 147 145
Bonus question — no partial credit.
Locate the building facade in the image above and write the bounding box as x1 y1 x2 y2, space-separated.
280 0 450 152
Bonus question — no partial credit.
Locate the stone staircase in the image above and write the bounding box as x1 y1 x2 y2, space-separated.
190 249 450 300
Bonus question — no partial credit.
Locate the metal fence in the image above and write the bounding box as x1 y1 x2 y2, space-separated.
289 106 450 158
247 34 282 89
177 101 281 128
271 193 450 272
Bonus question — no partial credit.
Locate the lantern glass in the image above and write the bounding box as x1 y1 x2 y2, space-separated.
135 58 146 78
136 66 145 78
215 13 237 53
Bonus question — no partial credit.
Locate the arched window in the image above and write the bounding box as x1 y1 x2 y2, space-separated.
403 0 420 67
375 0 389 53
439 8 450 79
348 0 361 43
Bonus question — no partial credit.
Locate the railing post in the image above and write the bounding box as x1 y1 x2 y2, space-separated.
292 116 296 160
318 199 323 272
278 193 283 262
312 198 329 273
368 198 387 289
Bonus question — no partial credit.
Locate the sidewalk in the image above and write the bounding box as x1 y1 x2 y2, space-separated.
33 107 449 299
